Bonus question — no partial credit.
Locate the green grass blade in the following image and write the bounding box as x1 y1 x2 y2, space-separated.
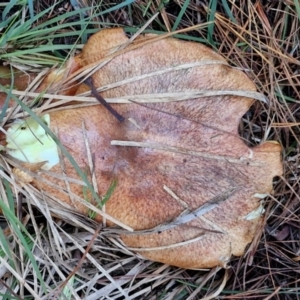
3 178 14 211
221 0 237 23
2 0 18 20
8 55 63 66
97 0 135 15
0 200 47 293
142 0 152 17
0 226 14 260
0 19 23 48
172 0 190 31
101 179 117 206
5 20 31 43
89 179 117 219
27 0 34 19
15 27 114 43
61 274 75 300
0 95 11 123
0 13 18 29
0 45 80 59
14 21 94 42
16 4 60 31
294 0 300 21
207 0 217 48
26 0 135 34
21 7 92 33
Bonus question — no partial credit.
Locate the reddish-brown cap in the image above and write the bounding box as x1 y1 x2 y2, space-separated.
6 28 283 268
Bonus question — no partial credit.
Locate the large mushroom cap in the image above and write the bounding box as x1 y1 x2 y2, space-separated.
5 28 283 268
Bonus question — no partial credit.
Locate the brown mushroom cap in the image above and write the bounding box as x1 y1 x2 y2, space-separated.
7 28 283 268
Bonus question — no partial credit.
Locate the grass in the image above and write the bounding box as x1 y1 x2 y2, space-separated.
0 0 299 299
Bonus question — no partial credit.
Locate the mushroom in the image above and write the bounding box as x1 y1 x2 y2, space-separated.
3 28 283 268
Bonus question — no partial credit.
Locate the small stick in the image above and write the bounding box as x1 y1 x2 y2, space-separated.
84 77 125 122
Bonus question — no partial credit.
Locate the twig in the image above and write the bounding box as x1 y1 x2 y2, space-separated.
84 77 125 122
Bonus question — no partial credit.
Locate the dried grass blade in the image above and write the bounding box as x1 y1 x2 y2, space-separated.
117 187 236 236
85 262 151 300
61 231 131 300
110 141 263 166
